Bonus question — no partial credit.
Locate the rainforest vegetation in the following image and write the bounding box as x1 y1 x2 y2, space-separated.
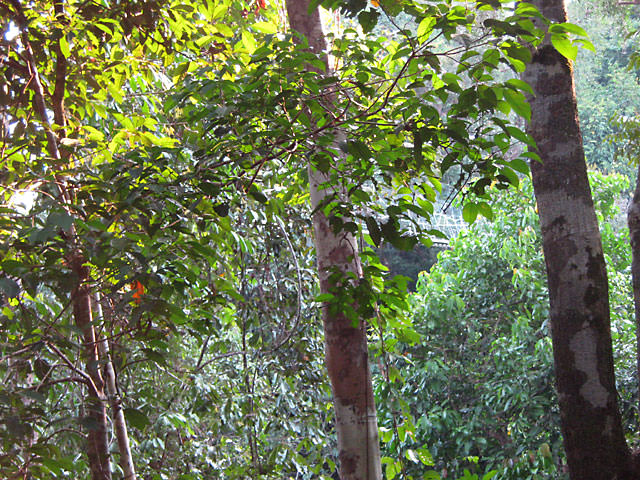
3 0 640 479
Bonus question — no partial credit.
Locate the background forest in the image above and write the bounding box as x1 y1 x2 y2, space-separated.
2 0 640 479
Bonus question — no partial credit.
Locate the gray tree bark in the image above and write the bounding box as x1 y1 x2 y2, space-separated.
283 1 382 479
523 0 638 478
96 298 137 480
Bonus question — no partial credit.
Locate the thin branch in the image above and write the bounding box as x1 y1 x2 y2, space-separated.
45 341 100 397
270 214 303 351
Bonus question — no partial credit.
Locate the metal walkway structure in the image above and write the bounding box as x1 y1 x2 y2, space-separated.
427 205 467 246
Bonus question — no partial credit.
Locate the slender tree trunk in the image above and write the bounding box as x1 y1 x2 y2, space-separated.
69 256 112 480
96 298 137 480
523 1 638 478
628 164 640 423
284 1 382 478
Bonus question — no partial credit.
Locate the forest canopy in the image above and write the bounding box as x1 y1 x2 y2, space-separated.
1 0 640 479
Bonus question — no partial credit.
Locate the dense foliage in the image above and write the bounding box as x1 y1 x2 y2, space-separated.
0 0 629 479
375 172 637 480
570 0 640 174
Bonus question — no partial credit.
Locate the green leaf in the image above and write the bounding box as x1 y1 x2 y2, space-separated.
47 211 74 231
503 89 531 121
0 278 19 298
249 185 268 204
142 348 167 366
346 140 371 160
59 36 70 58
505 78 534 96
358 10 379 33
551 34 578 61
405 448 419 463
477 202 493 220
315 293 334 302
549 22 588 37
124 408 151 430
365 216 382 247
499 166 520 187
253 21 278 34
416 446 435 466
509 158 530 175
417 16 436 43
80 416 99 431
41 457 63 475
506 126 533 145
462 203 479 223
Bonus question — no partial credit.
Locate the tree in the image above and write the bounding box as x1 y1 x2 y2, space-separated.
5 1 112 477
0 0 224 476
522 0 640 477
283 1 382 479
1 0 550 477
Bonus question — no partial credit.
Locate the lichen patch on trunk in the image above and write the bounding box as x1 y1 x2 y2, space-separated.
569 327 609 408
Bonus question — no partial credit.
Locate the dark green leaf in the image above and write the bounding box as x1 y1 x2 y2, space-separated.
124 408 151 430
0 277 20 298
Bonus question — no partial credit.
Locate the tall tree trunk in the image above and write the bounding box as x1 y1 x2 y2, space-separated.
69 256 112 480
628 164 640 424
96 297 137 480
523 1 638 478
284 1 382 479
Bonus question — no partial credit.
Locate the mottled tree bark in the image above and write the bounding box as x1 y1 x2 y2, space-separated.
283 1 382 479
523 1 638 478
628 164 640 424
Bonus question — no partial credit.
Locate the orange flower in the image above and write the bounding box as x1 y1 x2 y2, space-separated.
131 280 144 304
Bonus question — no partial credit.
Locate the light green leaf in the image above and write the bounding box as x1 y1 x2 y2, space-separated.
315 293 334 302
550 22 588 37
551 33 578 61
417 17 436 43
253 21 278 34
241 31 256 54
214 23 234 37
59 36 70 58
83 126 105 142
385 461 398 480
